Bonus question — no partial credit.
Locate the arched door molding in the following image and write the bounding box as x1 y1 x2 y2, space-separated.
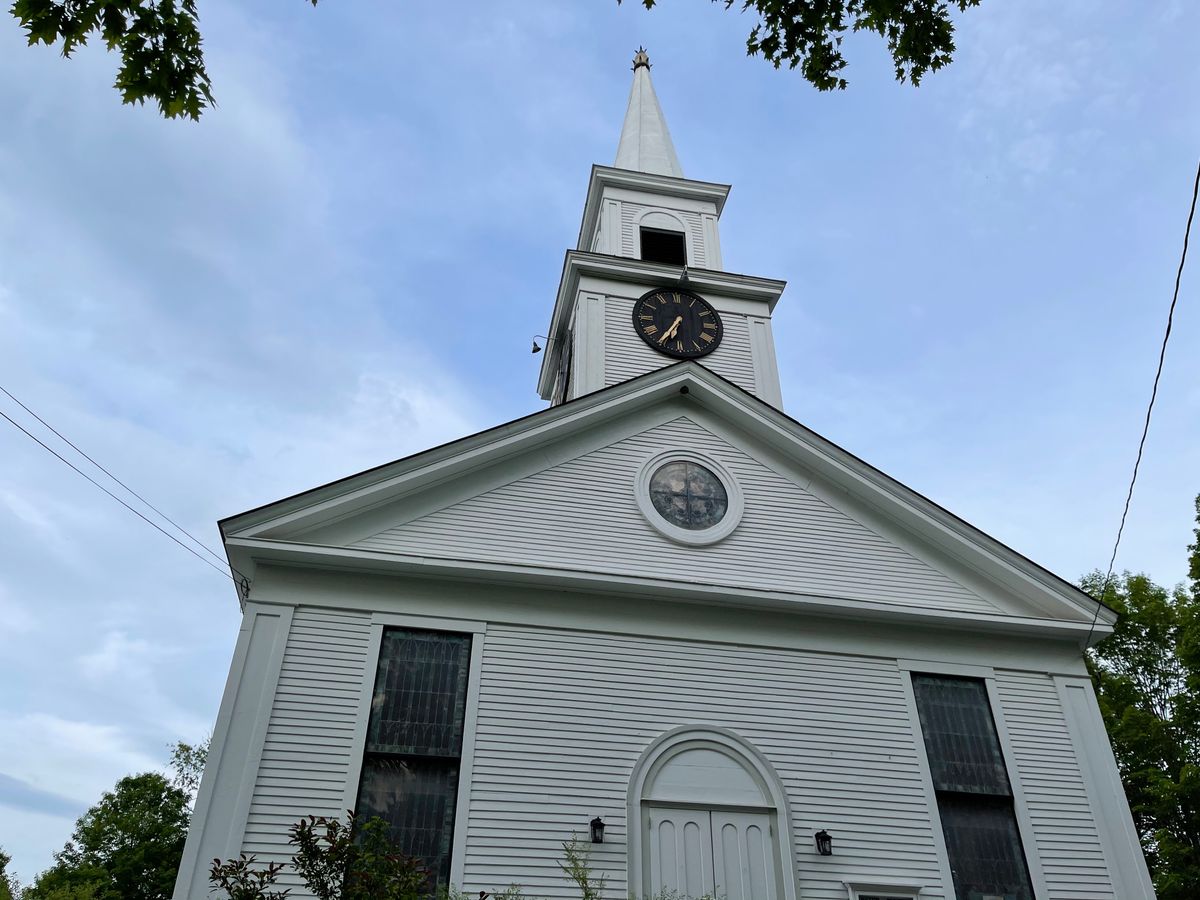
627 726 799 900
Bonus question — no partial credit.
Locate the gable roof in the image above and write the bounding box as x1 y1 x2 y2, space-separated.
221 362 1115 641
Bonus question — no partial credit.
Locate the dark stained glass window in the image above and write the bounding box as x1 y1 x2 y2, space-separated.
356 629 471 889
911 674 1034 900
649 460 728 530
912 676 1011 795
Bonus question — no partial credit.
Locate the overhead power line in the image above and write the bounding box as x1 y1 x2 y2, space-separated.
0 390 246 586
0 384 228 568
1087 158 1200 647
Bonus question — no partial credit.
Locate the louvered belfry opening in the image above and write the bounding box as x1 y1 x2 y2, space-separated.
355 628 472 888
911 674 1035 900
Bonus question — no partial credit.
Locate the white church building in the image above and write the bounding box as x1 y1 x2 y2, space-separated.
174 52 1155 900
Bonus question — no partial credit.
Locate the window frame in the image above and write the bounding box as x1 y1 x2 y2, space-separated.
844 882 922 900
898 661 1047 900
343 615 486 889
638 225 688 266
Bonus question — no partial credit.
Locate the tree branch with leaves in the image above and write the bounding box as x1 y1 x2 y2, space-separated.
627 0 982 90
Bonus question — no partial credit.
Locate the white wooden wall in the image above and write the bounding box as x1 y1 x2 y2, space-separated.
465 624 949 900
354 416 996 616
178 600 1140 900
240 607 375 895
994 671 1115 900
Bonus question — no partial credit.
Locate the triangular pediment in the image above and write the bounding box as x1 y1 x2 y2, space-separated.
349 414 1002 616
223 364 1113 636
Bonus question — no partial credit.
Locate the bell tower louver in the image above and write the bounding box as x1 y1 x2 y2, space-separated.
537 51 787 409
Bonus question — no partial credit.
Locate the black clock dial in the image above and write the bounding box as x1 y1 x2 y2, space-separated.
631 288 723 359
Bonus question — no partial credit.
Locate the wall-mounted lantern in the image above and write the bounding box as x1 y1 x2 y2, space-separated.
590 817 606 844
814 830 833 856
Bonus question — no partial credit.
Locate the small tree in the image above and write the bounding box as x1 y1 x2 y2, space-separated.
559 836 605 900
288 812 428 900
169 737 210 798
24 772 190 900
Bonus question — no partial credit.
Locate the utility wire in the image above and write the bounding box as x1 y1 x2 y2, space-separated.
0 405 240 585
0 384 228 568
1086 158 1200 648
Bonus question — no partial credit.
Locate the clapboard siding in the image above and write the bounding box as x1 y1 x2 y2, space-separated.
461 625 948 900
619 201 710 267
603 295 759 393
356 416 995 615
994 670 1114 900
241 606 373 894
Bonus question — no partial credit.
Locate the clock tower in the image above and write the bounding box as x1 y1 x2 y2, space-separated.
537 50 787 409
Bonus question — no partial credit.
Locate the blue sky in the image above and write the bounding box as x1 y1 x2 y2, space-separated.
1 0 1198 883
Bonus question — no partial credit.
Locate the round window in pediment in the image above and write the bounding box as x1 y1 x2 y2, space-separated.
635 450 744 546
649 460 728 530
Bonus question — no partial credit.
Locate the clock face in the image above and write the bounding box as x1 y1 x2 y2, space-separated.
631 288 723 359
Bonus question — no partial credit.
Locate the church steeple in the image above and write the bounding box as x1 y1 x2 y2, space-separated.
613 48 683 178
537 52 786 409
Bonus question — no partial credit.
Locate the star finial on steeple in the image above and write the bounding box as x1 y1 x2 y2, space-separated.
632 47 651 71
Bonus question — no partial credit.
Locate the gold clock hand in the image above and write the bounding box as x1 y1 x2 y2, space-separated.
658 316 683 343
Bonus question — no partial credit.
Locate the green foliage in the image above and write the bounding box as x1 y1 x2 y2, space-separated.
1085 494 1200 900
168 736 209 797
628 0 982 90
9 0 212 118
24 772 190 900
558 837 605 900
21 881 102 900
10 0 983 121
288 812 428 900
7 0 320 119
1 848 21 900
208 854 289 900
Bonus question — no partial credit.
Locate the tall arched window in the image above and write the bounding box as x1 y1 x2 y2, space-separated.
627 728 798 900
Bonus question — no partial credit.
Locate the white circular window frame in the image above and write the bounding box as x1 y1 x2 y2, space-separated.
635 448 744 546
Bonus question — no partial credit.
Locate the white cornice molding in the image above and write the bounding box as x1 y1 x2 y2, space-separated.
536 251 786 397
576 164 732 252
224 536 1110 642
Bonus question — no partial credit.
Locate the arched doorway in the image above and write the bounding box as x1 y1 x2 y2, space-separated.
627 728 798 900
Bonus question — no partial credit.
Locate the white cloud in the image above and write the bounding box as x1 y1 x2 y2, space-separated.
0 713 160 805
78 631 172 680
0 585 36 637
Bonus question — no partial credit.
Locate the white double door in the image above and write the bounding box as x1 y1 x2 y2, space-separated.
647 805 778 900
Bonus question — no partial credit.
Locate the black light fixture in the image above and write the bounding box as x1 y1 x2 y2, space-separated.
589 816 606 844
531 335 552 354
814 830 832 856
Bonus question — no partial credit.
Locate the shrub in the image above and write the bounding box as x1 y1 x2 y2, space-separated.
208 855 288 900
289 812 428 900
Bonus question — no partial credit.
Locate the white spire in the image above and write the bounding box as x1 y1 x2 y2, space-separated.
614 49 683 178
